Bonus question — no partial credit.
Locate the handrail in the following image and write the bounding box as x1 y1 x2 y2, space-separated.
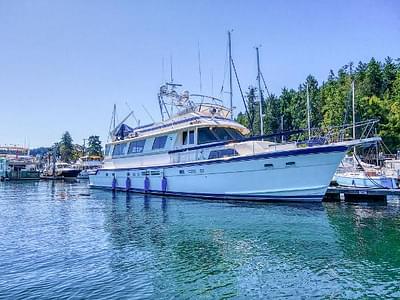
169 119 379 154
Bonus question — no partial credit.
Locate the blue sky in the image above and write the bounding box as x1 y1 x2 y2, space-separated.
0 0 399 148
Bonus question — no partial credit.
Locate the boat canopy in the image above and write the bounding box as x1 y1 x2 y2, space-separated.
115 124 134 140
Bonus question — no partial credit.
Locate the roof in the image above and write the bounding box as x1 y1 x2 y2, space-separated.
109 110 249 145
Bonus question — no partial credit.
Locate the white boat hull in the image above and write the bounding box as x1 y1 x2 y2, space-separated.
335 173 398 189
89 145 348 202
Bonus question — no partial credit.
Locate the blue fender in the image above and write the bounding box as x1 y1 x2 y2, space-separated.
112 176 117 190
144 176 150 192
161 176 167 193
125 176 131 191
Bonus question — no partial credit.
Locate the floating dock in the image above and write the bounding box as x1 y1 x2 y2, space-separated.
40 176 78 181
324 186 400 202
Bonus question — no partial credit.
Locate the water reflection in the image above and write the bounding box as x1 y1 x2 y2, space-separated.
102 192 400 298
2 181 400 299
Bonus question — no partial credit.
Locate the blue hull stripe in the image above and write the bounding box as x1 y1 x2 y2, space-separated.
91 186 324 202
99 145 348 172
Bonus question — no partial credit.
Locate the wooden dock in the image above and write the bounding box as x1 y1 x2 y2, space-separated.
324 186 400 202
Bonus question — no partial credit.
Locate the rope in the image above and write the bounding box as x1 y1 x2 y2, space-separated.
353 154 388 189
231 59 253 133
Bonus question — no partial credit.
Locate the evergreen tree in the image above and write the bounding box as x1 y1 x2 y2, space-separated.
59 131 74 162
235 57 400 151
87 136 103 157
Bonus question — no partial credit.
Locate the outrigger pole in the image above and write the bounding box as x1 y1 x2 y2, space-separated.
228 30 233 120
256 46 264 136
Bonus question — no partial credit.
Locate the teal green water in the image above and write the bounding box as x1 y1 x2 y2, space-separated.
1 181 400 299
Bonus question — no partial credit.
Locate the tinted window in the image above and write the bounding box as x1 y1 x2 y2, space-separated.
189 130 195 144
198 127 218 145
182 131 188 145
112 143 127 157
104 144 111 156
152 136 168 150
226 128 244 140
212 127 232 141
208 149 238 159
128 139 146 154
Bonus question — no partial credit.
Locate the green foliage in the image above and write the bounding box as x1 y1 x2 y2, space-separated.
59 131 74 162
237 57 400 151
87 135 103 157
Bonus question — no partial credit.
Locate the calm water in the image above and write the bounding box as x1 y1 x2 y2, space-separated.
1 181 400 299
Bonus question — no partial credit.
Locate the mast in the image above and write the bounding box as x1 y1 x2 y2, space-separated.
306 82 311 139
112 104 116 130
352 79 357 166
228 30 233 120
256 46 264 136
352 80 355 140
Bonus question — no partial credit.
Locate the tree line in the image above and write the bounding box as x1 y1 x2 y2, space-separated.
236 57 400 151
31 132 103 163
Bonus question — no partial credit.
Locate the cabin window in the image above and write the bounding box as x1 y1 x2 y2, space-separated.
152 136 168 150
182 131 188 145
286 161 296 167
226 128 244 140
264 163 274 168
182 130 195 145
189 130 195 144
208 149 238 159
198 127 218 145
112 143 127 157
128 139 146 154
212 127 232 141
104 145 111 156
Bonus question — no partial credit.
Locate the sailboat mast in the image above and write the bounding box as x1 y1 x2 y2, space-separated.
228 31 233 120
256 47 264 136
306 82 311 139
352 80 355 140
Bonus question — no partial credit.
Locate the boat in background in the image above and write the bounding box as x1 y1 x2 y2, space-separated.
75 155 103 179
334 154 398 189
382 152 400 183
42 162 81 178
0 146 40 180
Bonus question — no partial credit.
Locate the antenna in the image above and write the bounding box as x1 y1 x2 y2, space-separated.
142 105 155 123
228 30 233 120
197 41 203 92
125 102 140 126
162 57 165 82
256 46 264 136
170 54 173 83
211 70 214 96
113 104 116 129
306 82 311 139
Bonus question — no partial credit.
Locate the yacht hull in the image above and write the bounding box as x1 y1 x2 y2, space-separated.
89 145 348 202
